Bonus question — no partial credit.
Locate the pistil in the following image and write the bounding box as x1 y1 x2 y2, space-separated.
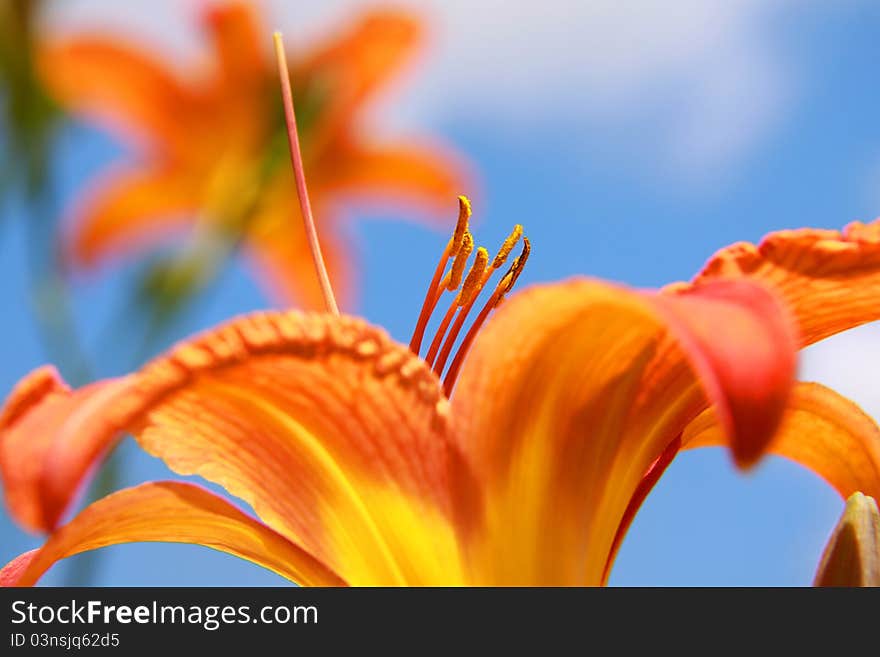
274 32 339 316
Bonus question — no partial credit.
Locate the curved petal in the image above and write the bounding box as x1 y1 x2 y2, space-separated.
648 279 797 466
682 382 880 501
37 37 193 151
602 434 681 584
296 9 422 130
201 1 266 87
0 312 469 585
0 366 138 532
451 277 797 584
315 139 473 219
688 218 880 347
0 482 344 587
67 166 199 268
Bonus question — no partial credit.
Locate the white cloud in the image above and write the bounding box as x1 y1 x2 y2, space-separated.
800 321 880 424
46 0 813 179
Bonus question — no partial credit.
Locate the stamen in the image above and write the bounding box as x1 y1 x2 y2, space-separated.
447 231 473 291
409 244 450 354
432 248 489 376
460 248 490 306
492 224 523 269
424 301 460 367
443 238 530 395
441 292 499 396
451 196 471 253
274 32 339 315
426 247 488 366
409 198 471 354
498 237 530 303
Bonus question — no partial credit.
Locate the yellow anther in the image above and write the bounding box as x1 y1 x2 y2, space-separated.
495 236 530 305
459 247 489 306
492 224 523 269
451 195 472 254
447 231 473 291
507 237 530 289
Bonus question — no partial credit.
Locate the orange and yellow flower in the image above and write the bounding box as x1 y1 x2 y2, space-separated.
2 192 880 584
3 34 879 584
40 1 468 308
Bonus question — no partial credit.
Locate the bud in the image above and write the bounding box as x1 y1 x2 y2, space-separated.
814 492 880 586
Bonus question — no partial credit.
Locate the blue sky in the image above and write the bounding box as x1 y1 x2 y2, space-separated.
2 0 880 585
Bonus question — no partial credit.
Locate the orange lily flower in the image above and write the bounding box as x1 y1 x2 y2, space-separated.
4 39 880 586
40 2 468 308
5 202 880 584
2 209 880 585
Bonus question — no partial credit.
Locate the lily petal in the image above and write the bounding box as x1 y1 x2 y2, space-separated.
682 382 880 500
602 435 682 584
649 279 797 467
452 277 796 584
68 166 199 268
297 9 421 130
0 481 344 587
690 219 880 347
0 366 138 532
814 492 880 587
38 38 192 152
0 312 468 585
201 2 265 87
316 140 471 217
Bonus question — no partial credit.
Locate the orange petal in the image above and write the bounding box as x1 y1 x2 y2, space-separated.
0 481 344 586
37 38 193 152
297 9 422 128
690 219 880 347
0 366 138 532
315 140 472 218
649 279 797 467
67 166 199 268
1 312 469 585
451 277 797 584
602 434 682 584
682 382 880 501
201 1 266 87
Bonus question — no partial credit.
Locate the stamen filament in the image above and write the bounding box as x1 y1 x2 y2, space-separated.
442 287 503 396
409 240 452 354
409 197 471 354
442 238 530 395
425 299 460 366
274 32 339 316
432 248 489 376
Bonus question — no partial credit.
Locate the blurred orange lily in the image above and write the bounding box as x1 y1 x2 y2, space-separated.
3 201 880 584
40 1 468 308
